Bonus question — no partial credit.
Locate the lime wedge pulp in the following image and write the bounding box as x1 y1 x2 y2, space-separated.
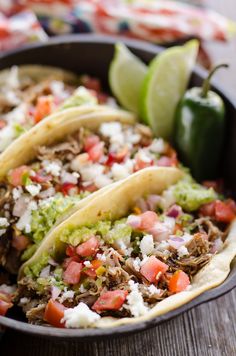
109 43 147 114
140 40 199 139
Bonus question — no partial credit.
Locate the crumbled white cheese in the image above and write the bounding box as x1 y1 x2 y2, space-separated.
61 171 79 184
110 133 125 146
80 164 104 182
161 188 176 209
62 302 101 328
178 246 189 258
12 187 23 200
125 128 141 144
111 162 131 181
133 257 141 272
0 284 16 294
140 235 154 257
140 255 149 266
71 153 89 171
138 150 153 163
148 285 161 296
156 240 170 252
96 253 106 262
0 217 9 227
163 216 175 234
125 280 148 317
44 161 61 176
16 200 37 233
149 138 165 153
84 261 92 267
79 284 87 293
99 122 122 137
19 297 30 305
59 290 75 303
26 184 41 197
38 187 56 199
94 174 112 188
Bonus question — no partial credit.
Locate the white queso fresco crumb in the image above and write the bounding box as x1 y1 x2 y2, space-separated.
125 281 148 318
62 302 101 328
140 235 154 257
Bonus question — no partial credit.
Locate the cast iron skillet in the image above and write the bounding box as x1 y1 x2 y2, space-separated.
0 34 236 340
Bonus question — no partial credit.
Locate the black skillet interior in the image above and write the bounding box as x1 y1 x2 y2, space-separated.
0 34 236 339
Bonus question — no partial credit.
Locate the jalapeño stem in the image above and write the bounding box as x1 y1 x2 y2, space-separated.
201 63 229 98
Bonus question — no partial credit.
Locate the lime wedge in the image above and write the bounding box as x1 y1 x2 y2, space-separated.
140 40 199 139
109 43 147 114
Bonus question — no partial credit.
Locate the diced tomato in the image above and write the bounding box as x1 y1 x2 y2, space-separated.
0 119 6 130
87 142 104 162
157 156 177 167
199 201 216 218
139 211 158 231
34 96 54 124
140 256 168 283
83 259 103 279
8 165 30 186
63 255 80 269
168 270 190 293
215 200 235 223
0 299 13 316
200 200 236 223
31 169 52 183
92 290 128 312
12 234 29 251
84 135 100 151
106 147 128 166
44 299 66 328
76 236 99 257
134 155 154 171
81 75 101 92
66 245 76 257
63 261 83 285
61 182 79 196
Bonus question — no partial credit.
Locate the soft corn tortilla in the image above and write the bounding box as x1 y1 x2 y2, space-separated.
19 166 236 328
0 65 79 87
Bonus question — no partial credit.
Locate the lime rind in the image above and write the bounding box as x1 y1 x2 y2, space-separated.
140 40 199 139
109 43 147 114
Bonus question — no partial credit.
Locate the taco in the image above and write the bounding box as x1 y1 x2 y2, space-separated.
0 65 111 152
16 167 236 328
0 105 180 274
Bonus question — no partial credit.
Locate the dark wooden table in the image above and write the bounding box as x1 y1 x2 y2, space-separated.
1 1 236 355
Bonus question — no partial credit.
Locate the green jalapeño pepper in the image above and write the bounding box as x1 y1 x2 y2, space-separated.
174 64 228 182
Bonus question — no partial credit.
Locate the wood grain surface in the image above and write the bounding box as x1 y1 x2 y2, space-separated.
1 1 236 355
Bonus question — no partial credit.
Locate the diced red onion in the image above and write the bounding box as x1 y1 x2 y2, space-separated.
51 285 61 300
149 222 170 241
127 215 141 229
167 204 182 218
210 238 223 254
146 195 161 211
168 236 185 249
39 265 50 278
13 197 28 217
